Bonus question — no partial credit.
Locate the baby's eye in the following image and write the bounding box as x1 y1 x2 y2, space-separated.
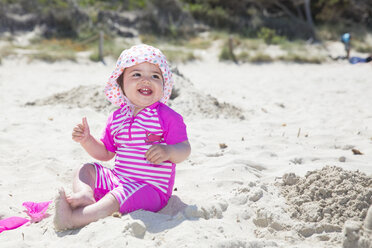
152 74 160 79
133 73 141 77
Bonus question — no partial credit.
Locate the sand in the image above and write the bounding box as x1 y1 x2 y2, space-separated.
0 51 372 247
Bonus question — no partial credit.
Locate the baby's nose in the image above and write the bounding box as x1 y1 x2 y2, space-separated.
141 77 151 84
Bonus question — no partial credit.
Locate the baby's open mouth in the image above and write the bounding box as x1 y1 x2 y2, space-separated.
138 87 153 95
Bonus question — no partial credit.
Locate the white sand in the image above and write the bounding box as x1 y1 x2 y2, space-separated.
0 54 371 247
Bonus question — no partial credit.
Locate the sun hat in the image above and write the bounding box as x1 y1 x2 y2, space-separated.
104 44 174 110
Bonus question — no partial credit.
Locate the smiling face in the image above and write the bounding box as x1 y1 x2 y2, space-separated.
120 62 164 115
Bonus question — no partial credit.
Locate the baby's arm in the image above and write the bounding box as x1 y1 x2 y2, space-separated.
72 117 115 161
145 140 191 164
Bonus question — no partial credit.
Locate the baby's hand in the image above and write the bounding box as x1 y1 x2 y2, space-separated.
72 117 91 144
145 144 170 164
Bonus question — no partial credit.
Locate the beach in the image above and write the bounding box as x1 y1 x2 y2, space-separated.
0 54 371 247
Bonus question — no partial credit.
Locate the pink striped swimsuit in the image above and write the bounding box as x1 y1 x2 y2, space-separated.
92 101 187 213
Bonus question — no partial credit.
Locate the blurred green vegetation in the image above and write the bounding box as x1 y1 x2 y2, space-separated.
218 34 328 64
183 3 230 28
0 30 361 64
219 46 233 61
27 51 76 63
278 54 325 64
77 0 147 10
1 0 371 39
0 0 145 11
139 34 212 50
0 33 201 63
180 0 372 40
89 36 130 62
24 38 82 62
138 34 200 63
257 28 287 45
246 53 275 63
0 44 16 58
162 49 198 63
353 41 372 54
0 0 371 64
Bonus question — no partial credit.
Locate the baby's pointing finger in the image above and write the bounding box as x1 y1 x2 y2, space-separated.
82 117 89 128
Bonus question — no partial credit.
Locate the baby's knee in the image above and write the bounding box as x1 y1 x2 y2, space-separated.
76 163 96 179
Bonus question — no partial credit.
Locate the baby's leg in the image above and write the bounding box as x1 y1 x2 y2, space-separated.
66 163 96 208
54 188 119 231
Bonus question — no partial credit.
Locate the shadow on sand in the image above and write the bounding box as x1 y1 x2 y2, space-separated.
55 195 200 236
129 195 200 233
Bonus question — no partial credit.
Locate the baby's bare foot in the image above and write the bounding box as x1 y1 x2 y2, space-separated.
66 191 95 209
54 188 74 231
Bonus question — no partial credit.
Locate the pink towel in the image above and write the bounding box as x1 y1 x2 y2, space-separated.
23 201 52 222
0 200 52 233
0 217 29 233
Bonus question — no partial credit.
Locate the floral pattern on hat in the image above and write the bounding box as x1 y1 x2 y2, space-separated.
104 44 174 109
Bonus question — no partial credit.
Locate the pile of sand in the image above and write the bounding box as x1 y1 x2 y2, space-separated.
249 166 371 245
25 85 115 112
280 166 371 226
24 68 245 120
169 68 245 119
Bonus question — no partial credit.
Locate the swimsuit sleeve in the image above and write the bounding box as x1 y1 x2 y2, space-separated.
158 104 188 145
100 112 117 153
